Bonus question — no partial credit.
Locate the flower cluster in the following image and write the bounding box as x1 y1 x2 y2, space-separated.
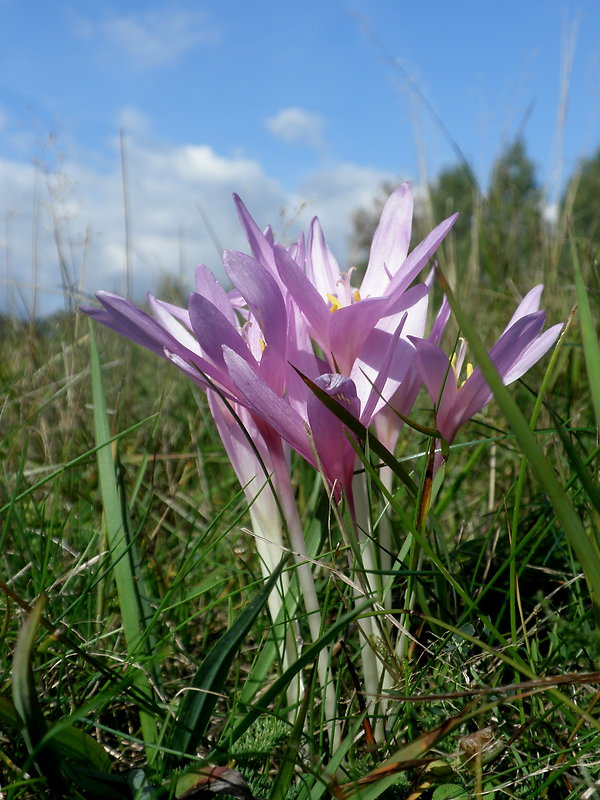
82 185 561 511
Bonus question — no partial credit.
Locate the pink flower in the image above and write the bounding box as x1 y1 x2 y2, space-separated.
83 185 456 505
409 285 563 444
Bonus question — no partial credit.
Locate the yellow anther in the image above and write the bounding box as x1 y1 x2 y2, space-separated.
326 293 343 313
352 289 361 304
259 337 266 352
458 362 473 389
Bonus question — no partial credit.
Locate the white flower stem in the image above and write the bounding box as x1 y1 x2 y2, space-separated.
273 459 341 752
351 471 388 741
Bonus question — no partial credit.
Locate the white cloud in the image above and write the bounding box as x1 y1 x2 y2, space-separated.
296 162 400 254
77 8 218 69
265 108 326 150
0 121 396 317
0 135 285 315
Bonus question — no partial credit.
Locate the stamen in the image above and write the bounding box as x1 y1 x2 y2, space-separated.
457 362 474 389
326 293 343 313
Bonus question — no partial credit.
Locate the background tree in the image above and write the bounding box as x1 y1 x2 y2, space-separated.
349 165 479 293
425 162 477 243
418 163 480 294
566 146 600 253
479 137 545 289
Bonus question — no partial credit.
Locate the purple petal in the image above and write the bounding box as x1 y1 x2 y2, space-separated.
188 292 256 373
306 217 342 299
486 313 546 379
376 359 423 450
208 392 271 497
147 296 199 354
410 337 477 442
233 194 276 272
503 284 544 331
284 301 324 416
165 350 237 396
307 374 360 501
501 322 563 384
222 346 314 465
384 213 458 298
328 296 397 374
84 291 193 361
273 242 331 354
360 183 413 298
354 314 415 424
430 297 451 345
410 338 460 413
195 264 238 324
440 314 554 439
223 250 287 354
328 283 427 375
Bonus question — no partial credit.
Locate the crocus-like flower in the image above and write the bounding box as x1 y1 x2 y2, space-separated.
83 252 360 508
409 285 563 444
374 295 450 453
83 185 455 508
271 184 457 405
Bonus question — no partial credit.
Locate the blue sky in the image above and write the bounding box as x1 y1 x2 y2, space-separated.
1 0 598 315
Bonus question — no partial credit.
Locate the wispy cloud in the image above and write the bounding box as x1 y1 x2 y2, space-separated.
77 8 219 69
265 108 326 150
0 111 395 316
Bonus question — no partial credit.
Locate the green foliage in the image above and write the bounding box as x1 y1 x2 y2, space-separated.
427 162 477 245
167 558 287 764
2 139 600 799
568 145 600 249
350 136 549 296
479 137 545 288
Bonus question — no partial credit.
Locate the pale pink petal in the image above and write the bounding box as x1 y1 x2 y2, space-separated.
502 322 563 384
360 183 414 298
384 213 459 298
306 217 342 299
273 243 332 354
503 284 544 331
222 346 314 465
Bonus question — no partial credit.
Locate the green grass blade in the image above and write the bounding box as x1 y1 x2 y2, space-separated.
89 320 159 754
236 519 321 712
438 270 600 629
270 670 313 800
12 597 66 790
299 715 367 800
0 413 156 518
554 423 600 514
12 597 49 753
168 557 287 762
571 231 600 431
226 601 369 746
